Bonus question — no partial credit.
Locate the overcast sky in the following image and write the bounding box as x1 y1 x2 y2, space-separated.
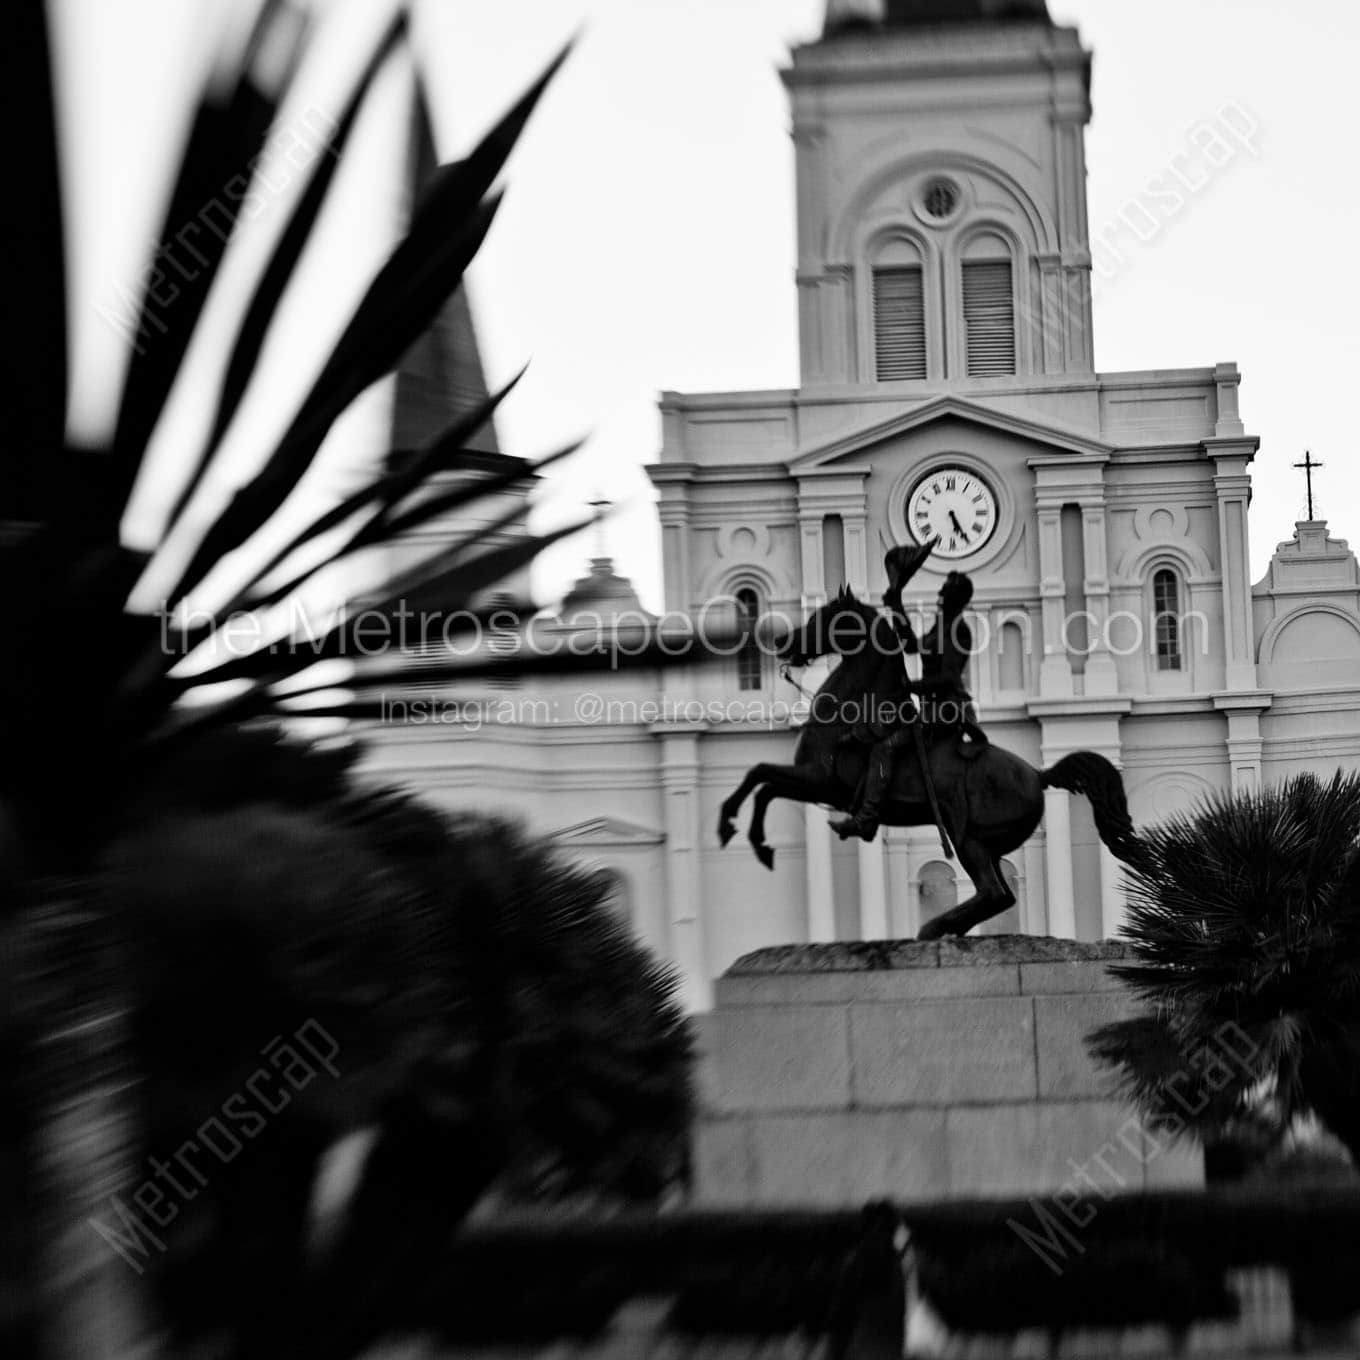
53 0 1360 612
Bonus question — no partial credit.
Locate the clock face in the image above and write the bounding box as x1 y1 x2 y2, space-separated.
907 467 998 560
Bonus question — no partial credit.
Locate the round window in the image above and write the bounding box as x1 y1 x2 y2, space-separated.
920 177 960 222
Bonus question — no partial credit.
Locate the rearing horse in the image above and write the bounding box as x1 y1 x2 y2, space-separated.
716 587 1144 939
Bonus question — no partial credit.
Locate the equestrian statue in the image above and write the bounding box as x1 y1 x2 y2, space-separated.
716 541 1143 940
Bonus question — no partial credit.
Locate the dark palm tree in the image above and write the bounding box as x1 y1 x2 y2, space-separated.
1089 771 1360 1169
0 5 705 1356
109 734 691 1358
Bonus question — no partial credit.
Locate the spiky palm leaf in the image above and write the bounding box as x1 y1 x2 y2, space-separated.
1090 772 1360 1162
1 6 701 888
1 6 705 1356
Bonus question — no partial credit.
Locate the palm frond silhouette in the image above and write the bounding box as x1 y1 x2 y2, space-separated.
1 6 699 1356
1090 772 1360 1171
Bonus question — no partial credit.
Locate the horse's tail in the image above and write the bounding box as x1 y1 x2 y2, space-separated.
1041 752 1148 870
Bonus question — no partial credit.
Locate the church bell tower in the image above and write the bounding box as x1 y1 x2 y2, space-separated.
788 0 1094 388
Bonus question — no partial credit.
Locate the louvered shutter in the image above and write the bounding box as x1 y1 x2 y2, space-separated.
962 260 1015 376
872 266 926 380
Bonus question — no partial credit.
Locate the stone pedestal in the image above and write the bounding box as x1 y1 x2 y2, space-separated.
692 937 1203 1206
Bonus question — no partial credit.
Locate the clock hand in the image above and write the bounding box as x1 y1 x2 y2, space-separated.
948 509 970 542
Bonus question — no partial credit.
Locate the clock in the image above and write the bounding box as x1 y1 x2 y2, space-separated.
907 466 999 560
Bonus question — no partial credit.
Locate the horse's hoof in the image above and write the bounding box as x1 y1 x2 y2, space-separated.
916 918 946 941
718 818 735 847
755 845 775 871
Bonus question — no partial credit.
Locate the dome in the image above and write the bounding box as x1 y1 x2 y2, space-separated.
556 558 652 624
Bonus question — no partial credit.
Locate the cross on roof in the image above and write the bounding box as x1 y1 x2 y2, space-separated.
1293 450 1324 521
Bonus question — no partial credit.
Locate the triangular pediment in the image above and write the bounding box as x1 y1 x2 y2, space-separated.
549 816 665 847
788 395 1113 471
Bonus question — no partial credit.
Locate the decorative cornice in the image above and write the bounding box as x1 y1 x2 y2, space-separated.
1027 697 1132 720
1211 691 1273 715
1201 435 1261 461
795 463 875 480
1028 451 1111 471
646 463 697 484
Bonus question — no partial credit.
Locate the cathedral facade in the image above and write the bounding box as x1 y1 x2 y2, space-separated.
366 1 1360 1011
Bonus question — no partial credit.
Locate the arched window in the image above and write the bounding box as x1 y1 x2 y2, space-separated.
918 860 957 931
735 586 764 691
871 237 926 380
1151 568 1183 672
961 233 1015 377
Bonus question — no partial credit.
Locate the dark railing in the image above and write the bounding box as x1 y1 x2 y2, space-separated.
402 1188 1360 1357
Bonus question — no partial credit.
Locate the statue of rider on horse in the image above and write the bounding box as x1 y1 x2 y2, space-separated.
716 538 1144 938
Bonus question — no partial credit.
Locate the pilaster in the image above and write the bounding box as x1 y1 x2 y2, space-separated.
651 468 694 614
1213 692 1271 793
1031 454 1115 700
1204 437 1261 692
1080 502 1118 697
796 467 873 599
798 511 826 603
1036 505 1073 698
1037 258 1065 374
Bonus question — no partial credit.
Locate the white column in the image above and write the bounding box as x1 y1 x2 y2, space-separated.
1043 788 1077 939
858 838 888 941
660 731 710 1010
804 804 836 943
1022 837 1048 936
1098 845 1125 940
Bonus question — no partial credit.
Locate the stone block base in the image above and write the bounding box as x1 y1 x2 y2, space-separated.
692 936 1204 1206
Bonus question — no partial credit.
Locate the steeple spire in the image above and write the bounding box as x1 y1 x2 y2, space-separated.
390 71 500 456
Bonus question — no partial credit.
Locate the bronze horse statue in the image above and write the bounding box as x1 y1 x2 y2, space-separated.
717 587 1144 939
